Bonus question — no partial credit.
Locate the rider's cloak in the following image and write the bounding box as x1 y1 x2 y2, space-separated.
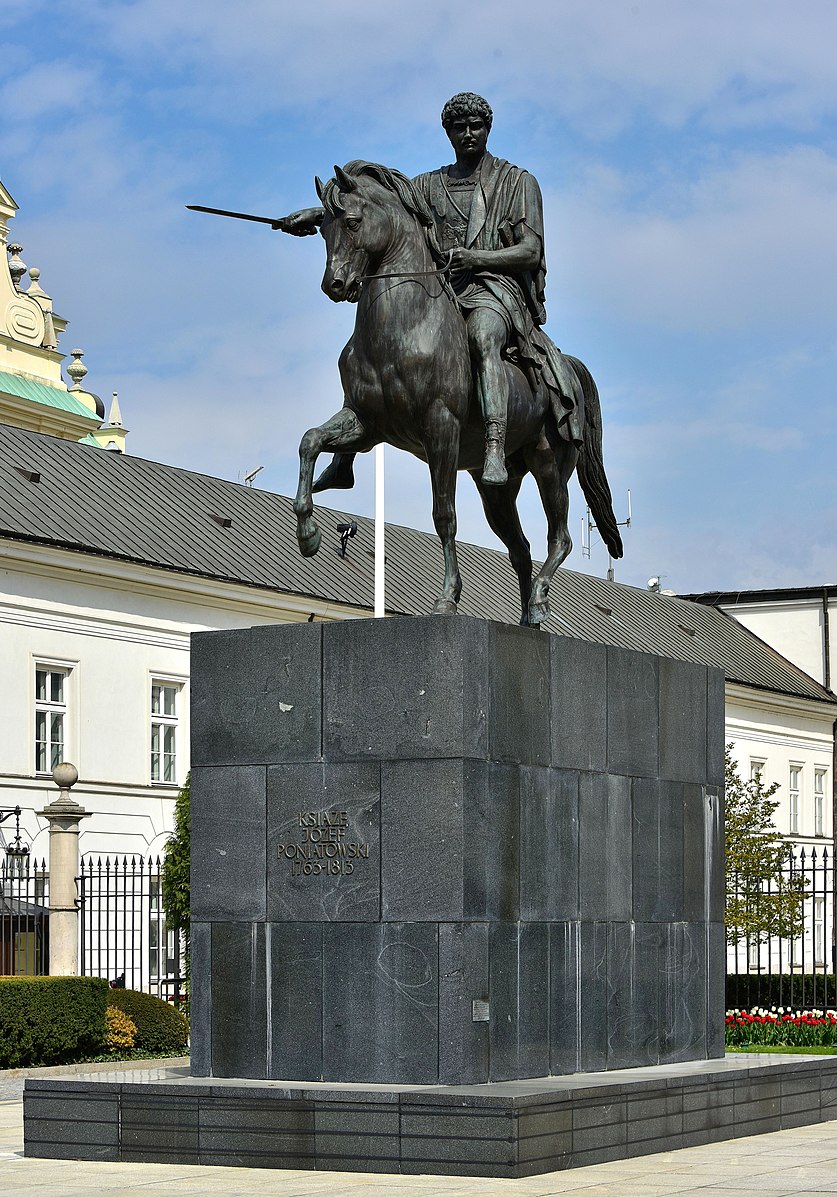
413 153 583 445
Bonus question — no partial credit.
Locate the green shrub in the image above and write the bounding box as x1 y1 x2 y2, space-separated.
106 988 189 1055
726 974 836 1013
0 977 107 1068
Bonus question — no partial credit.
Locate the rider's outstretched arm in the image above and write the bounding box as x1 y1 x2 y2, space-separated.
272 207 325 236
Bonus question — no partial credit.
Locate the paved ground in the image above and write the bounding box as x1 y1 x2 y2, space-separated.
2 1081 837 1196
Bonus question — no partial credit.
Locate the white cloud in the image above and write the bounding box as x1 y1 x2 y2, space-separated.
552 146 837 335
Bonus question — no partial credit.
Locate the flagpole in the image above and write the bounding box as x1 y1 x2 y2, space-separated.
374 443 385 617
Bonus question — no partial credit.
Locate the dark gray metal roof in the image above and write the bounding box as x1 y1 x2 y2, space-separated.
1 421 833 706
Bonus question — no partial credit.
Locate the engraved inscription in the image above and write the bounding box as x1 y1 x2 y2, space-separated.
277 810 370 877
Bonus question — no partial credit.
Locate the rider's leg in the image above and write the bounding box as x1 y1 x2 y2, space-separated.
467 309 510 486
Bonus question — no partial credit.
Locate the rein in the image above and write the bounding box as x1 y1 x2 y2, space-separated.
360 250 453 282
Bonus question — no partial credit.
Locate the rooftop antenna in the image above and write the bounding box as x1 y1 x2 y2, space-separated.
243 465 264 488
581 489 632 582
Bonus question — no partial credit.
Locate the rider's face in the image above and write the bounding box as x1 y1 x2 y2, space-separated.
446 114 489 161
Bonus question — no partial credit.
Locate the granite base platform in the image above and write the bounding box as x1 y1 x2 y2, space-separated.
23 1054 837 1178
188 617 726 1085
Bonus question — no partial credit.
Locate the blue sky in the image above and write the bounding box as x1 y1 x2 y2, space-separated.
2 1 836 594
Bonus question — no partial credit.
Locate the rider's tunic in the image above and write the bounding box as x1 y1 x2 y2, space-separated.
413 154 582 444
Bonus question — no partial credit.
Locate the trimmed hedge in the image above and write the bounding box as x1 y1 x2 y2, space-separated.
107 988 189 1055
0 976 108 1068
727 973 837 1012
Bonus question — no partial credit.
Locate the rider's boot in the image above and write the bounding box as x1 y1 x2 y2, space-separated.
482 419 508 486
312 452 356 493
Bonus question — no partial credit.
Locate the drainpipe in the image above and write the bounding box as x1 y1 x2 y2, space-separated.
823 587 831 690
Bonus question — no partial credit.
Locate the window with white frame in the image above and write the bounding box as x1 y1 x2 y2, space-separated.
750 759 766 783
34 665 69 774
150 681 180 784
814 897 825 965
789 765 801 835
814 769 827 837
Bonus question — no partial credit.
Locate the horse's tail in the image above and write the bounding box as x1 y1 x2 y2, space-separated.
567 355 624 560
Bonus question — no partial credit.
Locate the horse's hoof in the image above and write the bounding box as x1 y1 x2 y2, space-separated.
528 600 549 626
431 599 459 616
298 526 321 557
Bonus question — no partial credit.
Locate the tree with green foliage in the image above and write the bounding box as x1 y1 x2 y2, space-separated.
162 772 190 981
725 747 807 946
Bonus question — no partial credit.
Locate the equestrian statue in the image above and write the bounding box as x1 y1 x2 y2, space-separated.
194 93 623 625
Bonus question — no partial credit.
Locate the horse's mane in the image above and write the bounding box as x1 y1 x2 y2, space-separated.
322 161 446 264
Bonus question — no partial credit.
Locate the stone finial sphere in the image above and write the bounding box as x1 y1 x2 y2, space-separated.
52 761 79 789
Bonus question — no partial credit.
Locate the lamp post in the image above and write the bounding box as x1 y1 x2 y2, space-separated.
0 806 30 881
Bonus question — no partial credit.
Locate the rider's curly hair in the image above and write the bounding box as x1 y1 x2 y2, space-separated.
441 92 493 133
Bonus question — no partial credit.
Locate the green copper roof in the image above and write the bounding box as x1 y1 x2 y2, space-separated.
0 370 96 420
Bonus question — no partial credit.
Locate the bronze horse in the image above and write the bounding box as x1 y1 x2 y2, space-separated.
293 161 622 625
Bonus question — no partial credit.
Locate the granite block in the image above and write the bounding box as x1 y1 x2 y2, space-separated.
400 1110 514 1140
550 637 607 771
520 767 579 921
191 765 266 921
189 922 211 1076
578 921 609 1071
632 778 684 922
706 667 725 786
549 921 581 1075
20 1095 118 1122
121 1093 198 1154
268 923 324 1080
607 646 659 777
682 784 708 922
607 922 663 1069
660 922 707 1064
323 616 488 761
27 1139 120 1161
707 921 726 1057
267 762 380 921
706 787 725 921
381 759 463 920
199 1149 313 1169
579 773 631 920
488 622 551 765
322 922 438 1083
659 658 708 783
201 1100 315 1131
463 761 520 921
211 922 267 1078
781 1087 821 1115
191 623 322 766
489 922 549 1081
438 922 489 1084
25 1117 118 1146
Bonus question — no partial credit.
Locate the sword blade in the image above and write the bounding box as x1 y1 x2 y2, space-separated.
186 204 278 226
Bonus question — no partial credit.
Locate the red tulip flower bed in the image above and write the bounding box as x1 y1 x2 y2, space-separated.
726 1007 837 1048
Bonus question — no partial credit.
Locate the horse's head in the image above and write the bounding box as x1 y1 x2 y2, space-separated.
317 162 438 303
316 164 391 303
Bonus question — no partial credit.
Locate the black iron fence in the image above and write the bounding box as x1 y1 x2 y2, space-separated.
0 857 49 976
78 856 183 1003
0 855 182 1004
727 845 836 1011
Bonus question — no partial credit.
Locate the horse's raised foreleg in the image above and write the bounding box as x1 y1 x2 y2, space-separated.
525 433 579 626
294 407 374 557
425 411 462 615
470 470 534 625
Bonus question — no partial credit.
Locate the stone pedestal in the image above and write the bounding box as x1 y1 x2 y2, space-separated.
37 762 88 977
189 617 725 1086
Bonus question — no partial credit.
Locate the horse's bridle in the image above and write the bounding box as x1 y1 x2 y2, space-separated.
360 249 454 282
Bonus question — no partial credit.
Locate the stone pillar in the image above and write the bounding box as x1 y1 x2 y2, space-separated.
38 763 89 976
